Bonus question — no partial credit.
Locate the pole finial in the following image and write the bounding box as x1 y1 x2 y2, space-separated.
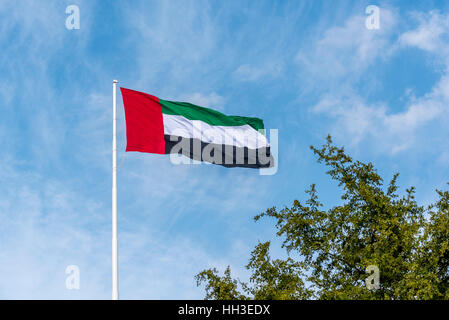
113 79 118 83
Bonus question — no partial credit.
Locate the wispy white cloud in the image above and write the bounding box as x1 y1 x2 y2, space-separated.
399 11 449 53
300 9 449 154
177 92 225 110
233 63 283 82
123 0 217 91
296 8 398 88
0 160 109 298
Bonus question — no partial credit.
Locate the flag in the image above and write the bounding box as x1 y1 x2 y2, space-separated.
120 88 273 168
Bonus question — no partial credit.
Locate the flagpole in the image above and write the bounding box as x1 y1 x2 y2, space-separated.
112 79 119 300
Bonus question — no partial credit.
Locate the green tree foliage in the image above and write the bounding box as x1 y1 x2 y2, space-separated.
196 136 449 300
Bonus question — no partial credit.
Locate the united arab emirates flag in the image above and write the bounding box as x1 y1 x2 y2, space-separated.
120 88 273 168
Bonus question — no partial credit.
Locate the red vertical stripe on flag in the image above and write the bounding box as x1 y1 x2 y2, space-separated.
120 87 165 154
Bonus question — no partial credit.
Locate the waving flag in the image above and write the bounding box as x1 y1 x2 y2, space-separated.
120 88 273 168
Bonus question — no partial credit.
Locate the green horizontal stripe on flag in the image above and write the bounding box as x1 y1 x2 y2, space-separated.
159 98 265 131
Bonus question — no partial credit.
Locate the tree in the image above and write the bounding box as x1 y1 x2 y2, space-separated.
195 136 449 300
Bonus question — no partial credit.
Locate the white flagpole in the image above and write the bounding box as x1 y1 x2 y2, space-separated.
112 79 119 300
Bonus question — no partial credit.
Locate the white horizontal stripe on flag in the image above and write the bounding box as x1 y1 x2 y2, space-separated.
162 114 269 149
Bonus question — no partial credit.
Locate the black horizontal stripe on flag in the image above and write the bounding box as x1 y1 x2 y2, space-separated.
164 135 273 168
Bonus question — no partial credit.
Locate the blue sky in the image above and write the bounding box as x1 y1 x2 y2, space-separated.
1 0 449 299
